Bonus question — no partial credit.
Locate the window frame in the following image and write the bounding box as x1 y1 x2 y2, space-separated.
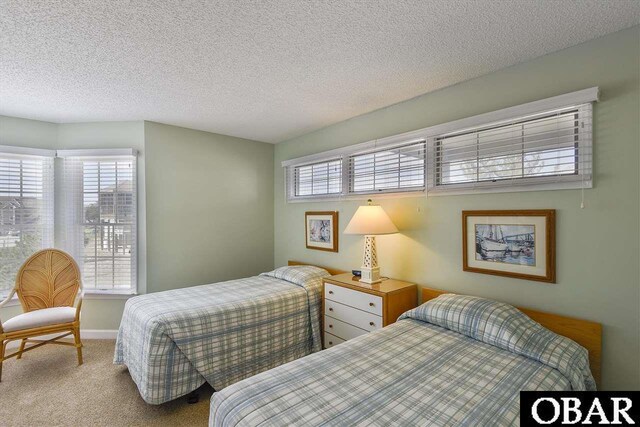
58 148 139 296
348 140 427 196
428 105 592 196
292 158 343 198
0 146 56 300
285 140 428 202
283 87 597 202
428 105 591 195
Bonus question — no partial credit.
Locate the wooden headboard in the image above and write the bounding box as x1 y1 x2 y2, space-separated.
288 260 346 276
422 287 602 387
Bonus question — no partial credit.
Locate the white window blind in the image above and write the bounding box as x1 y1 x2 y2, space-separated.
293 159 342 197
428 104 592 193
285 141 426 201
349 141 426 194
0 148 54 298
60 151 137 293
283 87 597 201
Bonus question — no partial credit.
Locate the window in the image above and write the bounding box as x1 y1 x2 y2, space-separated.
285 141 426 201
283 87 597 201
294 159 342 197
429 104 592 193
349 141 425 194
60 150 137 294
0 147 54 298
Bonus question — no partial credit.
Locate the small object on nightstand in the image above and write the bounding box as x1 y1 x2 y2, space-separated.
351 270 361 277
322 273 418 349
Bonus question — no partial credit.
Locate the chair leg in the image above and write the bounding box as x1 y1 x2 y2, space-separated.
0 340 6 382
17 339 27 359
73 327 83 365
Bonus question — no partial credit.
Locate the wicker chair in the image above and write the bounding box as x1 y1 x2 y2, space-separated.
0 249 83 381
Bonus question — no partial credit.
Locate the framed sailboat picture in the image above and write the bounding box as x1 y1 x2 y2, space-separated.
462 210 555 283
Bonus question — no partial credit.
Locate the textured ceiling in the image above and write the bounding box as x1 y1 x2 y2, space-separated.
1 1 639 143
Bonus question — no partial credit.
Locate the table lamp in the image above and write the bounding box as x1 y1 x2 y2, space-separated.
344 199 399 284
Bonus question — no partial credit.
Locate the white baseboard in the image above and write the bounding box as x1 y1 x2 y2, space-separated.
5 329 118 350
82 329 118 339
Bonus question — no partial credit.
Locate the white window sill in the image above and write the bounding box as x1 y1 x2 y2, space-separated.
427 178 592 196
83 291 138 300
287 189 425 203
1 292 137 307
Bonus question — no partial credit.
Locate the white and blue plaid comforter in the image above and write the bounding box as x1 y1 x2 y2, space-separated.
210 294 595 426
114 266 329 404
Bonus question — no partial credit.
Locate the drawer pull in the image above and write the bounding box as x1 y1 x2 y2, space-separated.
329 324 333 328
329 307 333 311
329 290 334 294
369 302 375 307
329 341 333 345
369 321 375 326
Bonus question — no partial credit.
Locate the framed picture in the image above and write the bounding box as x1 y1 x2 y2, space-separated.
462 210 555 283
305 211 338 252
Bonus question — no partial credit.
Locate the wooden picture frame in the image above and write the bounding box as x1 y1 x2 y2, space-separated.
305 211 338 252
462 210 555 283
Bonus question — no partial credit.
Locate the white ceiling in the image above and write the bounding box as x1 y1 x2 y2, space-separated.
1 1 638 143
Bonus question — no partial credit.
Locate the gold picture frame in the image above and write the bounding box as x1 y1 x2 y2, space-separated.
462 210 555 283
305 211 338 252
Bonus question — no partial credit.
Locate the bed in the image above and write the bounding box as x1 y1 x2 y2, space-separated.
114 263 339 404
209 288 601 426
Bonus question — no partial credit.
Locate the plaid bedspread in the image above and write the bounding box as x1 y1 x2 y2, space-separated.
210 295 594 426
114 266 329 404
399 294 596 391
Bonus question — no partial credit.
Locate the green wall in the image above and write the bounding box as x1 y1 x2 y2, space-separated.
144 121 274 293
0 117 275 330
274 27 640 390
0 115 58 148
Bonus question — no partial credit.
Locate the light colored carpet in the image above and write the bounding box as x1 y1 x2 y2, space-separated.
0 340 213 426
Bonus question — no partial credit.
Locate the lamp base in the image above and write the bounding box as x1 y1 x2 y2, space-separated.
359 266 381 284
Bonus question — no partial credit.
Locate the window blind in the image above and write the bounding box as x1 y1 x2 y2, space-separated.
286 141 426 201
0 149 54 297
60 152 137 293
349 141 426 194
428 103 592 193
292 159 342 198
283 88 597 201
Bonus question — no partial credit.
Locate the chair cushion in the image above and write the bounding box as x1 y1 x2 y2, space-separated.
2 307 76 332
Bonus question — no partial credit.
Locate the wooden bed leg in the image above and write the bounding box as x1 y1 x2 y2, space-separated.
17 339 26 359
73 328 83 365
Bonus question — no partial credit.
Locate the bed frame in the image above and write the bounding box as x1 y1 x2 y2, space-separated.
422 287 602 387
287 261 602 387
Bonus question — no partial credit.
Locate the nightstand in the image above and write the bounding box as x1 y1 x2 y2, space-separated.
322 273 418 349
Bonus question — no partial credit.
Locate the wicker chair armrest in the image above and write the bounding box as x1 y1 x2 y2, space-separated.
0 288 17 334
0 288 17 309
74 285 84 322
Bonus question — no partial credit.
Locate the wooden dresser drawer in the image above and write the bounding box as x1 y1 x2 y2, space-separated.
324 315 368 341
324 283 383 316
323 332 346 349
324 300 382 332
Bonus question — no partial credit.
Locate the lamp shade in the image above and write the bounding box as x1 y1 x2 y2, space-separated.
344 205 399 235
